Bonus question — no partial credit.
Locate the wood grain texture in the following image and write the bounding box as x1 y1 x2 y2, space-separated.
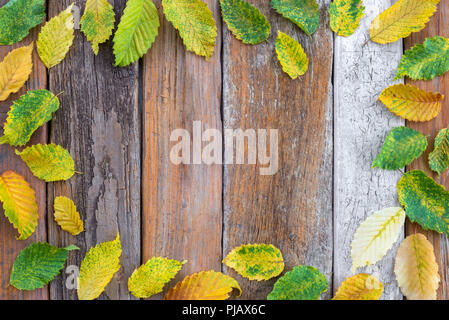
405 1 449 300
0 0 47 299
47 0 140 300
333 0 404 300
222 0 333 299
142 0 223 296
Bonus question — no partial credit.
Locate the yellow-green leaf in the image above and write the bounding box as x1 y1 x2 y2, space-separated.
429 128 449 176
78 234 121 300
369 0 440 44
162 0 217 60
53 196 84 236
329 0 365 37
0 171 38 240
275 31 308 79
15 144 75 182
333 274 383 300
0 43 33 101
223 243 284 280
128 257 186 298
37 4 75 68
81 0 116 55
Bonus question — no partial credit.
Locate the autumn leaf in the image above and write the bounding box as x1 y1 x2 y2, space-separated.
351 207 405 272
275 31 308 79
369 0 440 44
0 43 33 101
379 84 444 122
113 0 159 67
81 0 116 55
128 257 186 298
395 36 449 81
0 0 45 45
162 0 217 60
220 0 270 45
37 4 75 68
223 243 284 280
394 234 440 300
16 144 75 182
372 127 427 170
398 170 449 236
267 266 328 300
53 196 84 236
333 274 383 300
0 171 38 240
10 243 78 290
164 270 241 300
78 234 121 300
329 0 364 37
0 90 60 147
271 0 320 37
429 128 449 175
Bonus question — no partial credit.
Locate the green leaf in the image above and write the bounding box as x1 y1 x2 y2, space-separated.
162 0 217 60
397 170 449 236
223 244 284 280
372 127 427 170
10 242 78 290
395 36 449 81
81 0 116 55
0 0 45 45
0 90 60 147
113 0 159 67
429 128 449 175
329 0 364 37
267 266 328 300
15 144 75 182
275 31 309 79
271 0 320 36
220 0 270 45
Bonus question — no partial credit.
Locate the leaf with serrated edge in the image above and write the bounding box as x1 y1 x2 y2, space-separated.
333 274 383 300
128 257 186 298
54 196 84 236
351 207 405 272
81 0 115 55
37 4 74 68
398 170 449 236
164 270 241 300
372 127 427 170
0 90 60 147
0 43 33 101
394 234 440 300
267 266 328 300
329 0 364 37
0 171 38 240
369 0 439 44
271 0 320 36
275 31 308 79
162 0 217 60
10 243 78 290
16 144 75 182
78 234 121 300
429 128 449 175
223 243 284 280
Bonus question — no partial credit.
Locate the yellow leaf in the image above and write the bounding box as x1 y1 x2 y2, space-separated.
379 84 444 122
0 171 38 240
275 31 308 79
0 43 33 101
77 234 121 300
53 196 84 236
369 0 440 44
333 274 383 300
37 4 74 68
394 233 440 300
164 270 241 300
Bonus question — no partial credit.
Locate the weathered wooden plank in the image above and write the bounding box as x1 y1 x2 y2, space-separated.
405 1 449 300
222 0 333 299
333 0 404 299
0 0 47 299
142 0 223 296
47 0 140 300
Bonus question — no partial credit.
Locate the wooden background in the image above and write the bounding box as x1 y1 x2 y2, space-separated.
0 0 448 300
